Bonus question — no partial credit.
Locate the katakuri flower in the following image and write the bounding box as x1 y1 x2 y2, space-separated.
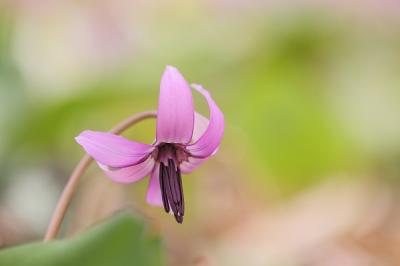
75 66 224 223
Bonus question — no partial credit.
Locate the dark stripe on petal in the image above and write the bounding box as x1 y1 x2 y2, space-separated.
159 163 169 213
163 164 178 214
168 159 179 205
174 213 183 224
177 167 184 215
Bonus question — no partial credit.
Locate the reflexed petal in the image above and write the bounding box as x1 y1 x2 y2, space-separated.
146 166 163 206
180 157 206 174
192 112 209 143
98 157 155 184
156 66 194 144
186 84 224 158
75 130 153 168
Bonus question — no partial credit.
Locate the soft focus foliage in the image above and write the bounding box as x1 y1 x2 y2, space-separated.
0 213 163 266
1 0 400 265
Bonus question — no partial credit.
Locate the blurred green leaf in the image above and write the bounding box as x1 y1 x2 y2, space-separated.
0 213 163 266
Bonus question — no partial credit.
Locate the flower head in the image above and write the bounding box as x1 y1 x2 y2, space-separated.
75 66 224 223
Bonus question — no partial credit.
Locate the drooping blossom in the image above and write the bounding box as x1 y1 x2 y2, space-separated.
75 66 224 223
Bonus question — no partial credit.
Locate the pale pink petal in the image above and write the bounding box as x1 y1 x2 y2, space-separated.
156 66 194 144
146 165 163 207
75 130 154 168
98 157 155 184
180 157 206 174
192 112 209 143
186 84 224 158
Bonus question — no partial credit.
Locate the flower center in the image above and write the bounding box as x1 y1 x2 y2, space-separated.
154 143 186 223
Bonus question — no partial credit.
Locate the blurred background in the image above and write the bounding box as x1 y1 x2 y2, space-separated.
0 0 400 265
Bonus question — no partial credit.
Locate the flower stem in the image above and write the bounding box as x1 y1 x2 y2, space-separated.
44 111 157 241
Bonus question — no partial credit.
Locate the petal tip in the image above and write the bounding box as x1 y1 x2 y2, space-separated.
75 133 86 145
164 65 179 75
74 136 82 145
162 65 187 83
75 130 93 145
165 64 176 69
76 129 92 137
191 83 210 96
146 191 163 207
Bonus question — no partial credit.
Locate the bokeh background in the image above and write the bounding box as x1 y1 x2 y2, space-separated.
1 0 400 265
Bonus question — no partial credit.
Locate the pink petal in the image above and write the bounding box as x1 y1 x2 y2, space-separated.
156 66 194 144
180 157 206 174
186 84 224 158
192 112 209 143
98 157 155 184
75 130 154 168
146 165 163 207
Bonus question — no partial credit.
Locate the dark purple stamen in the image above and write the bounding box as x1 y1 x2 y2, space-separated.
159 159 184 223
159 163 169 213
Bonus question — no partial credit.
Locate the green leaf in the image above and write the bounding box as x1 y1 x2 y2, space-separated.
0 213 163 266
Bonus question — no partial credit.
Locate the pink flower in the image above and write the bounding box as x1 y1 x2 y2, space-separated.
75 66 224 223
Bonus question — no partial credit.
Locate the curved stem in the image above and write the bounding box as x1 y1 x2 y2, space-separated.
44 111 157 241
